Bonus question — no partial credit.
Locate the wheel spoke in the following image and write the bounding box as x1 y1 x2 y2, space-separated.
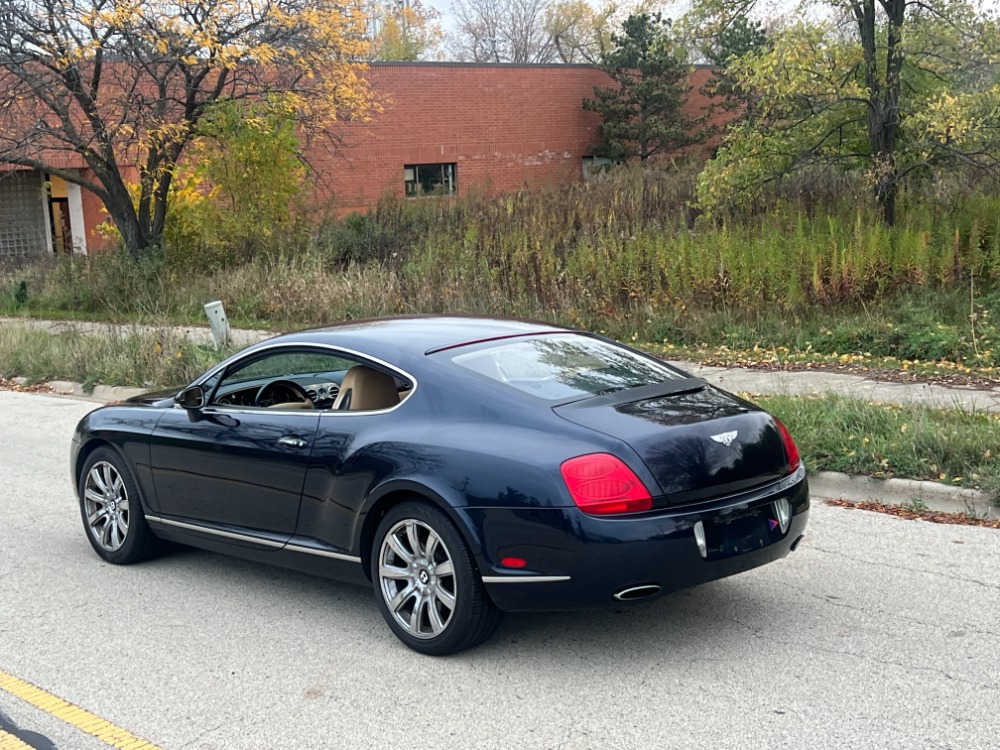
424 532 439 561
84 488 105 505
88 508 107 527
379 563 410 580
101 518 113 548
117 512 129 534
433 560 453 579
89 466 109 494
427 598 446 634
387 532 414 565
109 519 122 550
406 522 422 559
102 464 116 497
434 587 456 611
389 584 417 615
410 593 425 633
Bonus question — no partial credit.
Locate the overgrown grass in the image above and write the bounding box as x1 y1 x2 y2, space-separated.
4 163 1000 367
0 325 231 390
756 394 1000 500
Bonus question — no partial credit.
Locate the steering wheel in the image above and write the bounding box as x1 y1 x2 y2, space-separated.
255 379 315 409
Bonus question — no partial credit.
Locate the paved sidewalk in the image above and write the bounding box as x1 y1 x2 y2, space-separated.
0 315 273 348
676 361 1000 413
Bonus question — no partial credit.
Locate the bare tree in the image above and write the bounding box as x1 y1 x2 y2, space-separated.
450 0 558 62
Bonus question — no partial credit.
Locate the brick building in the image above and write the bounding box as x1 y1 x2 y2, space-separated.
0 62 718 257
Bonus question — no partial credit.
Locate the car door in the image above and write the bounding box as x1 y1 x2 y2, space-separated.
149 347 351 539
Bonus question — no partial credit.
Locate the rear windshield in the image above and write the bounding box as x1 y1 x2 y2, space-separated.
450 334 683 401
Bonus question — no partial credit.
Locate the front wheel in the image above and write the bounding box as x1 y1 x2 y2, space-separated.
79 446 161 564
372 502 501 655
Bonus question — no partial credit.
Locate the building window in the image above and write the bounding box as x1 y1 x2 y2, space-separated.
404 163 456 198
582 156 620 180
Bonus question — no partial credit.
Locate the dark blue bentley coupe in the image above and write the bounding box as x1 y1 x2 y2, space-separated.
71 317 809 654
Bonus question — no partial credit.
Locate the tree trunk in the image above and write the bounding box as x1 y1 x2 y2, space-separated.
97 166 155 259
103 192 146 260
88 155 165 258
874 156 898 226
855 0 905 227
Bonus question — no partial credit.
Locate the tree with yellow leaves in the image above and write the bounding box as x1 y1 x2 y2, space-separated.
370 0 443 61
0 0 377 257
545 0 667 64
692 0 1000 225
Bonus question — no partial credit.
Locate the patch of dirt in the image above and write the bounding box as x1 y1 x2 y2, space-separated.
825 498 1000 528
0 378 53 394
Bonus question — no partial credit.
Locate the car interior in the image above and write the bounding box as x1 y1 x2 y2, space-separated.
208 350 411 412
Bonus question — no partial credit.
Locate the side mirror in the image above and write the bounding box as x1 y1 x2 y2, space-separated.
177 385 206 410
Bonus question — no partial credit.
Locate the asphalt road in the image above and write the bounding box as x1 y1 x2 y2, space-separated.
1 390 998 750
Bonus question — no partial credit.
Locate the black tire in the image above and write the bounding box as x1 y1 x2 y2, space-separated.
78 446 161 564
371 501 502 655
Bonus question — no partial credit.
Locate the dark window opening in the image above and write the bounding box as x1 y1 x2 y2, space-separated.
404 163 456 198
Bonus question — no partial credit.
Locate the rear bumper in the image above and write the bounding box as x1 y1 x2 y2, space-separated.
465 466 810 612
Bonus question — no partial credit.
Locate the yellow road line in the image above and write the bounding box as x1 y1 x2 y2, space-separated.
0 729 37 750
0 669 161 750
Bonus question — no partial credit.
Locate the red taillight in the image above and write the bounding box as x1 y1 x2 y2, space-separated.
560 453 653 515
774 418 800 474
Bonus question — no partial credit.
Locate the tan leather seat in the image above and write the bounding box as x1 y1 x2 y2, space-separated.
332 365 400 411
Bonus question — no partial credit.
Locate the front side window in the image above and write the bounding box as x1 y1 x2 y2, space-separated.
449 334 683 401
223 351 355 386
210 349 357 409
404 163 456 198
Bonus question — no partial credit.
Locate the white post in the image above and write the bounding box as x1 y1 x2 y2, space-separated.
204 301 230 350
66 183 88 254
40 173 54 255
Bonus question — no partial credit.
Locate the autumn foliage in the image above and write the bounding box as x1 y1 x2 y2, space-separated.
0 0 377 257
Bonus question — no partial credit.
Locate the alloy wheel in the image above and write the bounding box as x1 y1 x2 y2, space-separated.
83 460 130 552
378 519 457 639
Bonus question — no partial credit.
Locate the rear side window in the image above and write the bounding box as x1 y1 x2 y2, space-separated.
450 334 683 401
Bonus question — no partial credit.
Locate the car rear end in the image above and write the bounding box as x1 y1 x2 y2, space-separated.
442 332 810 610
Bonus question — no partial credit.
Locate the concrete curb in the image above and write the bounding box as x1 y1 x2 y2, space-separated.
14 377 146 403
809 470 997 519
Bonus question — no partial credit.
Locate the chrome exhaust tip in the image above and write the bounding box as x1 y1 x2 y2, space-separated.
613 584 662 602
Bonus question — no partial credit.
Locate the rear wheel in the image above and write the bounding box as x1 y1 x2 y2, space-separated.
372 502 501 655
79 446 161 564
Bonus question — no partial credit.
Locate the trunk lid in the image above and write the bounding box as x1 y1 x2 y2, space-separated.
553 382 789 506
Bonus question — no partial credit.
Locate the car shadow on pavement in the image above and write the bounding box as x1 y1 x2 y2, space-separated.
134 545 793 661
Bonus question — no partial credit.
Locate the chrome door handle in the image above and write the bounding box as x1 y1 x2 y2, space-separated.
278 436 307 449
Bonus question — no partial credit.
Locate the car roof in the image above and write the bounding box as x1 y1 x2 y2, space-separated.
262 316 572 363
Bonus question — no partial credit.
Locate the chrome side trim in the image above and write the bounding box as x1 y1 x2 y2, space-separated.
285 544 362 564
481 575 571 584
145 516 285 548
